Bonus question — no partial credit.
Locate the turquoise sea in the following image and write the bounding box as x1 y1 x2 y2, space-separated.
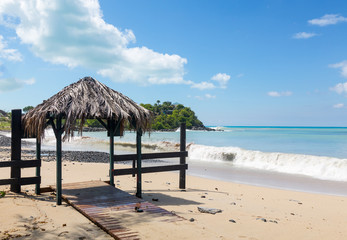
86 126 347 158
25 126 347 195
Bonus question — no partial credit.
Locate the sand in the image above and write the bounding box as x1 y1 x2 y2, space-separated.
1 147 347 239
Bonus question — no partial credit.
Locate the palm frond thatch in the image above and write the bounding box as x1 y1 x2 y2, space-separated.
22 76 153 140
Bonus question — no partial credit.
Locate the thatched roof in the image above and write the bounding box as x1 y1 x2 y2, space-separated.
22 77 153 140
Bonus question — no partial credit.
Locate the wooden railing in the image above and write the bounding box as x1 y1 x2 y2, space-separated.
112 123 188 197
0 109 41 194
113 151 188 176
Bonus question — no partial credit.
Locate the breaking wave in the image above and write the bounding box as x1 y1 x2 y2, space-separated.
188 144 347 182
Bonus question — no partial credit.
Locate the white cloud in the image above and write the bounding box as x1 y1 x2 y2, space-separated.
190 81 216 90
330 61 347 78
189 73 230 90
333 103 344 109
308 14 347 26
0 0 187 85
331 82 347 94
0 35 22 61
211 73 230 89
195 93 216 100
292 32 317 39
205 93 216 99
268 91 292 97
0 77 35 92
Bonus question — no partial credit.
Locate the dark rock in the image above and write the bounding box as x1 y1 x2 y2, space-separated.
189 218 195 222
229 219 236 223
152 198 159 202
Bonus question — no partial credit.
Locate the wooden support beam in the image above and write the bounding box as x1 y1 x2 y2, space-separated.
136 129 142 198
113 164 188 176
55 115 63 205
179 123 187 189
96 118 108 131
10 109 21 193
114 151 188 161
108 119 115 187
35 138 41 194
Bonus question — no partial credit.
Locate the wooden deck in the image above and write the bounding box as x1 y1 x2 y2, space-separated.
55 181 184 240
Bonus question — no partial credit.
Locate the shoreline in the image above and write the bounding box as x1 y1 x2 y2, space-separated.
1 132 347 197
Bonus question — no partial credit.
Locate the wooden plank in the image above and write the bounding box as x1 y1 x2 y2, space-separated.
11 109 21 193
19 176 41 185
50 181 184 240
40 186 54 193
114 151 188 162
0 177 40 186
0 178 15 185
0 160 40 168
113 164 188 176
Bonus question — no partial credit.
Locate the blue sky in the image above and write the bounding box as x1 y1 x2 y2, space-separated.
0 0 347 126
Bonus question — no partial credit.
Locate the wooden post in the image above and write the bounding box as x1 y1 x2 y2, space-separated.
179 123 186 189
109 119 115 187
136 129 142 198
10 109 21 193
35 138 41 195
56 116 62 205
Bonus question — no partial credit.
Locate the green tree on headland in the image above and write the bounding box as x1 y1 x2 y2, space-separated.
140 101 204 130
23 106 34 113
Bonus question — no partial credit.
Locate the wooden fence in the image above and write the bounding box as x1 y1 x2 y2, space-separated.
0 109 41 194
112 123 188 198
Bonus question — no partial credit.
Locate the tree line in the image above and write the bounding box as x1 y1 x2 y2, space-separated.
140 101 204 130
0 101 205 131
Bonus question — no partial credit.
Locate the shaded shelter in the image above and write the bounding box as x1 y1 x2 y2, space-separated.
22 76 153 204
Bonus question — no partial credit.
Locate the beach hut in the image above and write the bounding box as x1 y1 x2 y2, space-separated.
22 76 153 205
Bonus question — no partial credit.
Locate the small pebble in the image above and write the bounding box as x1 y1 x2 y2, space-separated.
229 219 236 223
152 198 159 202
230 202 236 205
62 224 66 227
201 196 206 198
189 218 195 222
256 218 267 222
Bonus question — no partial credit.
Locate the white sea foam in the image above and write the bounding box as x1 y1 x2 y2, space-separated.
188 144 347 182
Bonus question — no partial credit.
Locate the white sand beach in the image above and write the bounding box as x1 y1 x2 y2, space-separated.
1 146 347 240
